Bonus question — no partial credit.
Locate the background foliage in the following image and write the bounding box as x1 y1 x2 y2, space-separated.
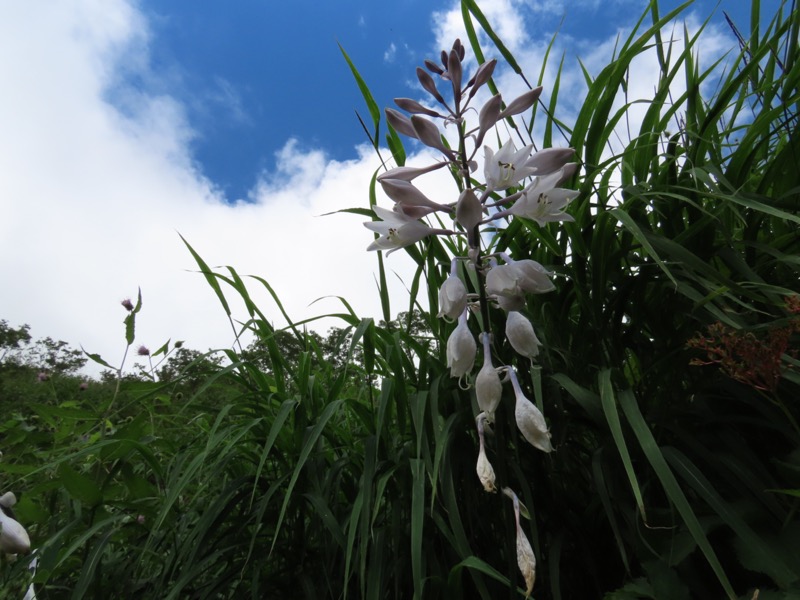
1 0 798 598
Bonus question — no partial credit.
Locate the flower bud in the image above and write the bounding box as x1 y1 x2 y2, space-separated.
476 94 502 147
416 67 445 104
448 48 462 103
468 59 497 99
424 59 444 75
509 369 552 452
0 507 30 555
455 189 483 244
525 147 576 176
411 115 453 157
385 108 418 139
513 260 555 294
394 97 441 118
437 273 468 321
498 87 543 119
505 311 541 360
377 162 447 182
380 178 448 212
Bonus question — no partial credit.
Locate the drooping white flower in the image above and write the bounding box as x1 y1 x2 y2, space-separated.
505 311 542 360
485 263 520 297
484 140 537 192
506 168 579 226
437 273 468 321
475 333 502 418
0 495 31 555
509 369 552 452
511 259 555 294
446 310 476 378
364 205 435 254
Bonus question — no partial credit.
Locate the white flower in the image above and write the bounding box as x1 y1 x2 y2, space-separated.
485 259 554 299
507 169 578 226
437 273 468 320
509 370 552 452
505 311 542 360
446 310 476 378
484 140 537 191
364 205 434 254
0 505 31 555
475 333 502 418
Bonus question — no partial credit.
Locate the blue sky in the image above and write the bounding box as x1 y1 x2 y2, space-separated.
0 0 786 375
123 0 774 201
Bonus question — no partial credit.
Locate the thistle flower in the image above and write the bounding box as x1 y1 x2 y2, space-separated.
475 333 502 418
509 369 552 452
121 298 134 312
137 345 150 357
505 311 542 360
447 309 476 378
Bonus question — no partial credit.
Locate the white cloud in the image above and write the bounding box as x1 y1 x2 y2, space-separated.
384 42 397 63
0 0 420 376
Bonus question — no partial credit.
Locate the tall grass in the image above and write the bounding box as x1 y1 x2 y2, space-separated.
0 0 797 598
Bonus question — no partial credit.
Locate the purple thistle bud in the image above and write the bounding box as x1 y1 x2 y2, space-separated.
137 345 150 357
121 298 134 312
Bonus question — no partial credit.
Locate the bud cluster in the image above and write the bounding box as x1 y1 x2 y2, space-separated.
363 39 580 596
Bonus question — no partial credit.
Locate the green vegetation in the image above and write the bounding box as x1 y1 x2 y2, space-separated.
1 0 798 598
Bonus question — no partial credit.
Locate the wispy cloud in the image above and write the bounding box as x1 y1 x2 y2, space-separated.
384 42 397 63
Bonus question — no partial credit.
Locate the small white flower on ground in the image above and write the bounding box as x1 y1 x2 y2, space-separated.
446 310 476 378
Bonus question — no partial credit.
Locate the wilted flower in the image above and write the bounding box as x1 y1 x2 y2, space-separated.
364 205 437 254
137 345 150 357
505 311 542 360
509 370 552 452
506 488 536 597
475 333 502 418
446 310 476 378
476 413 496 492
438 271 468 321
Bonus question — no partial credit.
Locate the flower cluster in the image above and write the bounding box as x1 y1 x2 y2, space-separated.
363 39 579 596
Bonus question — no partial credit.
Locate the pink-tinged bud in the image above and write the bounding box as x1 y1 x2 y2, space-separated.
379 178 448 212
137 514 146 524
416 67 445 104
454 38 465 61
506 311 542 360
455 189 483 242
476 94 502 147
424 59 444 75
79 382 89 391
557 162 579 185
468 59 497 98
137 345 150 357
448 48 462 103
394 98 442 118
385 108 418 139
37 372 48 382
446 310 476 378
440 50 449 70
410 115 453 157
393 204 437 219
498 87 543 119
121 298 134 312
376 162 447 183
525 147 576 176
437 274 468 321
